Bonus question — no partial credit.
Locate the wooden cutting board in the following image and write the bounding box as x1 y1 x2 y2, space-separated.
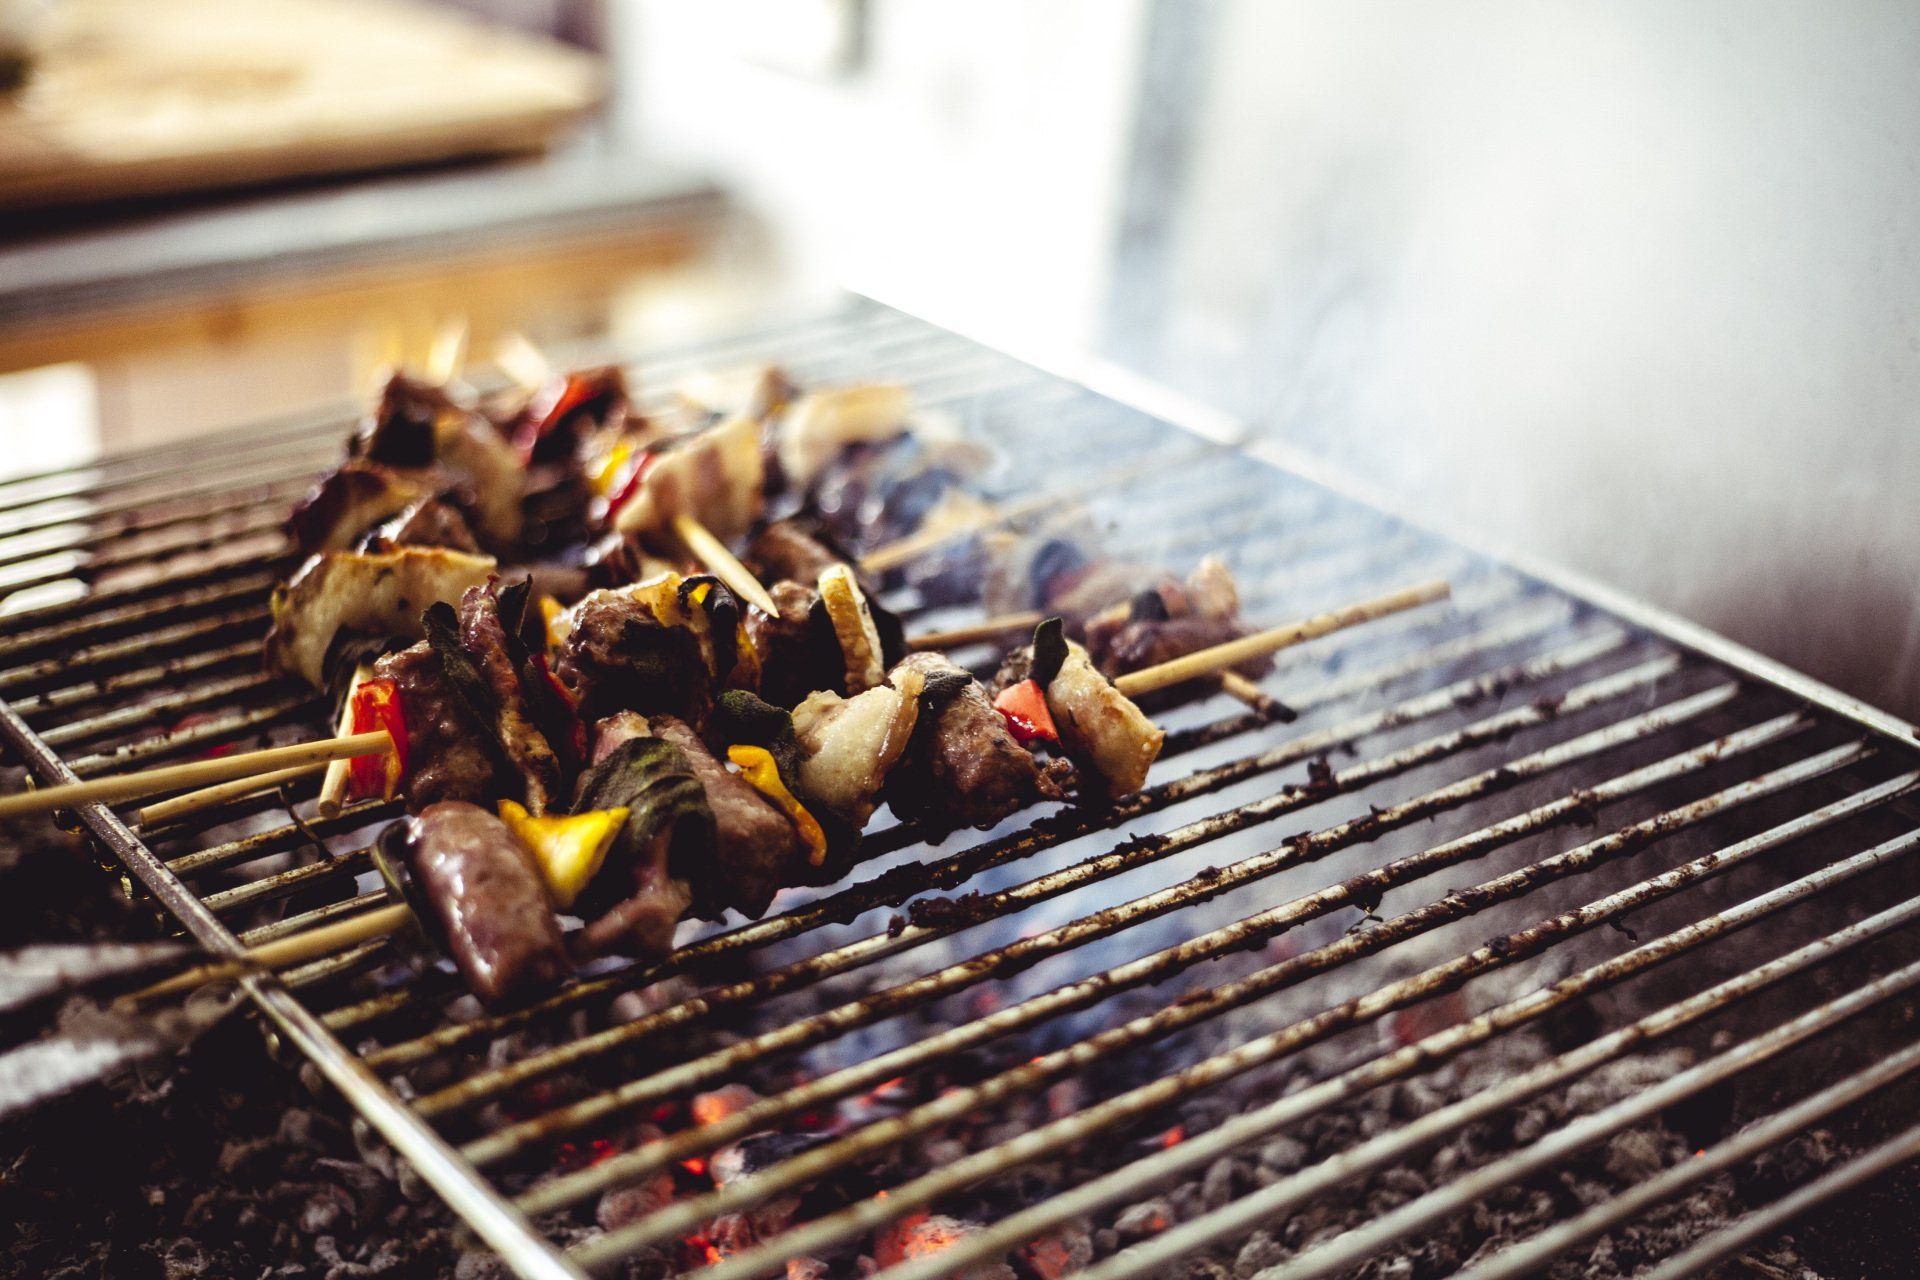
0 0 603 209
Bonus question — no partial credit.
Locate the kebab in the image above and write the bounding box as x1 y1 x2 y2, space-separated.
111 579 1449 1009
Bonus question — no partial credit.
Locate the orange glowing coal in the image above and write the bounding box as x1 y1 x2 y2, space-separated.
1160 1124 1185 1149
691 1083 761 1126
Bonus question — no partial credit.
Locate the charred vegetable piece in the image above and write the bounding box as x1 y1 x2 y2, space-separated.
497 799 628 909
817 563 885 693
729 744 828 868
991 678 1058 748
345 676 410 801
776 383 910 491
790 667 925 830
287 461 426 555
447 584 566 815
265 546 497 689
570 735 712 958
402 802 569 1005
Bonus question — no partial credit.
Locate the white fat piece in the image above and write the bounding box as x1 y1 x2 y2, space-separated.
790 667 926 827
1044 639 1164 798
264 547 497 688
613 416 765 545
776 383 910 490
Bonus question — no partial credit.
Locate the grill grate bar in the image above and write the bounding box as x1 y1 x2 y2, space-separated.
666 744 1879 1280
419 648 1684 1126
517 706 1809 1220
955 777 1920 1280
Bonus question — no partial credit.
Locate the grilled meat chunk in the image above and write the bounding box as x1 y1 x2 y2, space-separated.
372 643 503 809
366 496 480 552
745 519 846 587
742 579 837 709
1082 556 1267 683
572 723 707 960
347 372 526 550
457 584 566 814
401 802 568 1005
651 716 803 920
265 546 496 688
287 461 425 555
886 652 1070 835
555 588 710 726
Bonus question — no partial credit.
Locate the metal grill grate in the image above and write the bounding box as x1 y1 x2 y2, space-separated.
6 299 1920 1279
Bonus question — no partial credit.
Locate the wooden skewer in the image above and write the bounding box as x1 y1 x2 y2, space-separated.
1217 671 1295 721
0 731 392 823
671 512 780 617
1113 579 1452 699
122 902 413 1005
135 762 327 829
906 610 1045 651
317 663 374 818
859 446 1222 575
118 579 1452 998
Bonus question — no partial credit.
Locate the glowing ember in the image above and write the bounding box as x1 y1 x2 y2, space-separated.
692 1083 761 1126
1019 1221 1094 1280
873 1210 1015 1279
679 1156 708 1178
1159 1124 1185 1149
1388 989 1470 1048
684 1234 725 1266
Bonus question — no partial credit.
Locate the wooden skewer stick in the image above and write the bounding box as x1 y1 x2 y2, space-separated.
123 902 413 1005
119 580 1452 998
671 512 780 617
135 762 327 829
906 611 1045 652
0 731 392 823
1113 579 1452 699
317 663 374 818
859 445 1223 575
1217 672 1294 722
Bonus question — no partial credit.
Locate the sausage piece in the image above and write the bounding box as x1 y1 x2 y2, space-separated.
407 801 568 1004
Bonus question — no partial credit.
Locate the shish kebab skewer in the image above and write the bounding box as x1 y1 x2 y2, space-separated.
121 578 1448 1006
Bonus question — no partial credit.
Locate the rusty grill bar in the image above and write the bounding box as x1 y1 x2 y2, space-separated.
5 298 1920 1279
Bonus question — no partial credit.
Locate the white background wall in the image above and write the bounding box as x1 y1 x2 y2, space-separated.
616 1 1920 717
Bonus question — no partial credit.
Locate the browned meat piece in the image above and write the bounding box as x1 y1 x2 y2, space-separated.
886 652 1070 835
403 802 568 1005
571 727 707 961
347 372 525 551
652 716 804 920
367 497 480 552
457 584 565 814
745 519 846 586
555 589 710 725
350 373 441 468
372 643 502 809
742 579 839 708
1081 557 1269 686
287 461 424 554
591 710 652 762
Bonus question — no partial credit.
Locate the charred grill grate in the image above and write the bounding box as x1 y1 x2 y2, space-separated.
5 299 1920 1278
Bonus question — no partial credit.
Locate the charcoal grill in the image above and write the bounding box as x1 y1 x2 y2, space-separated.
6 298 1920 1279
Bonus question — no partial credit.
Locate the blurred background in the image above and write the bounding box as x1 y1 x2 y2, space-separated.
2 0 1917 717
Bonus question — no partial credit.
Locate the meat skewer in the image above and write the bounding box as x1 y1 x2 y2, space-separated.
113 578 1449 1005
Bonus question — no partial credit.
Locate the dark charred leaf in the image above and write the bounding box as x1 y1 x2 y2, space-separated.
571 738 717 905
682 574 741 681
710 689 805 787
1031 616 1068 687
1127 588 1171 623
321 632 408 706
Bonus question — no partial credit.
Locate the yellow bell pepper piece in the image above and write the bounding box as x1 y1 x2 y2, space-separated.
538 594 568 650
587 440 633 497
727 745 829 867
499 799 629 909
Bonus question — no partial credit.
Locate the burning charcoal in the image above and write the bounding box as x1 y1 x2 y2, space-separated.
692 1082 762 1126
1201 1158 1241 1210
709 1131 826 1187
1257 1135 1307 1175
1235 1230 1286 1274
1112 1197 1175 1241
873 1210 1015 1280
595 1173 675 1232
1017 1218 1092 1279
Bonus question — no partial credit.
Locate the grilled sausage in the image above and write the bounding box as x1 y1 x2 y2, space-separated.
406 802 567 1005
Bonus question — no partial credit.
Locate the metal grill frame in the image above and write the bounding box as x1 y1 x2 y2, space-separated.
4 296 1920 1280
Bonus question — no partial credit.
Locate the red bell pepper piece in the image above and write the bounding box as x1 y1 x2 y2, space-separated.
604 447 657 518
513 372 600 464
529 652 589 764
992 678 1059 748
346 677 410 800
